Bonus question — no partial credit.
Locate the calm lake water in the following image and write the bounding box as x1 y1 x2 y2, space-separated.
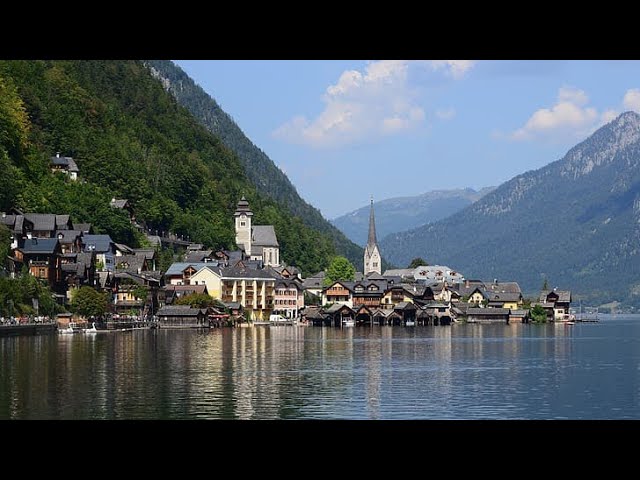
1 314 639 419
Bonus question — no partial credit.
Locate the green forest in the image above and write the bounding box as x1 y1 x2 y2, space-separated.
0 60 340 276
143 60 377 271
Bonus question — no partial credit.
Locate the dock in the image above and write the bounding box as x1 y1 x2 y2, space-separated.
0 323 57 337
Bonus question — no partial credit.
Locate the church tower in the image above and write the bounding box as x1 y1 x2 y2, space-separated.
364 197 382 275
234 196 253 256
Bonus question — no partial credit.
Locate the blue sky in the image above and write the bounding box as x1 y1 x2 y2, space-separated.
175 60 640 219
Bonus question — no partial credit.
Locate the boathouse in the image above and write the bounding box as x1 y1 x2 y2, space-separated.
466 307 510 324
156 306 208 328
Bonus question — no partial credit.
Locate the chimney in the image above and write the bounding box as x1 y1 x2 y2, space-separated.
465 279 469 288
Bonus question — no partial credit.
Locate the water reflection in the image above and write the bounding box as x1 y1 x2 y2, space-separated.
1 316 640 419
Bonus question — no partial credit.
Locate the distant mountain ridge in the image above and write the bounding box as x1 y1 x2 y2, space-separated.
332 187 494 246
380 112 640 307
143 60 369 271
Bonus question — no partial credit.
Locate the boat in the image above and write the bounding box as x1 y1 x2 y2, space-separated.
342 319 355 327
405 320 416 327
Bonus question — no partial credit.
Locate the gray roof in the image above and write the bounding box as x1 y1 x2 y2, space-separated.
185 250 213 262
383 268 415 278
302 276 324 289
82 234 113 253
221 264 275 280
365 272 386 280
110 199 129 209
51 156 79 172
485 282 522 294
325 303 354 314
156 306 206 317
487 292 522 302
24 213 57 232
234 196 253 216
540 290 571 303
187 243 204 251
163 285 208 294
73 223 92 233
394 301 417 310
114 243 135 254
275 279 301 290
252 225 279 247
467 308 510 315
19 238 59 254
134 249 156 260
164 262 211 277
55 230 82 242
510 310 529 317
115 255 146 273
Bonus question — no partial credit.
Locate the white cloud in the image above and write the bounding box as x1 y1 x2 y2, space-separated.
273 60 474 148
435 107 456 120
510 86 620 142
623 88 640 112
429 60 476 79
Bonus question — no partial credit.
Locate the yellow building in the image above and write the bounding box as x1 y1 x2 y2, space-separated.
220 266 276 321
191 266 222 299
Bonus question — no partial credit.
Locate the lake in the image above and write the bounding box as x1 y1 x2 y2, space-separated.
1 314 639 419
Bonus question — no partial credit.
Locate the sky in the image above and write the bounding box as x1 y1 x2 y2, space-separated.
175 60 640 219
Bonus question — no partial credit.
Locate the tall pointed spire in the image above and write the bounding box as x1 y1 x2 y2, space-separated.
367 195 377 246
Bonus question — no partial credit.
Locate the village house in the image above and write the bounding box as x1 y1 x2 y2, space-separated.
189 265 223 298
486 291 523 309
15 238 63 290
61 251 96 302
302 271 325 299
321 281 354 308
538 289 572 320
220 265 276 321
56 230 83 254
163 262 210 285
351 280 386 309
112 271 160 317
82 234 115 272
273 278 304 319
50 153 79 180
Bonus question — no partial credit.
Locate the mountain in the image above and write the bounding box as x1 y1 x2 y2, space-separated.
0 60 342 275
332 187 494 246
380 112 640 307
142 60 368 271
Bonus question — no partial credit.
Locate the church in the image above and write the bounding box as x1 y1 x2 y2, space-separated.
234 197 280 267
363 197 382 276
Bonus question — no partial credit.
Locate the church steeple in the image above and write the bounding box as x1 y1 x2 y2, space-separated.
364 196 381 276
367 195 377 246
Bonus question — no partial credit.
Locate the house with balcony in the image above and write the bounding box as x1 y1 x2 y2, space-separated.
220 265 276 321
15 238 63 291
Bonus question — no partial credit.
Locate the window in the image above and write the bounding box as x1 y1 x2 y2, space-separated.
373 262 378 268
240 221 246 227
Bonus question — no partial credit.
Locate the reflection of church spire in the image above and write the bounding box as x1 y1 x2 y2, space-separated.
367 196 377 246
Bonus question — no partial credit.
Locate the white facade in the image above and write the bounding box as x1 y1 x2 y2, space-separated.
235 213 252 256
